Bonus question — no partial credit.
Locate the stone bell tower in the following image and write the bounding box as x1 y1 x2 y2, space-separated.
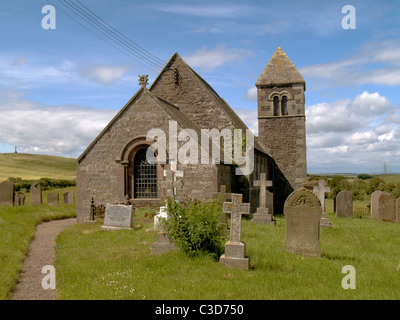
256 47 307 214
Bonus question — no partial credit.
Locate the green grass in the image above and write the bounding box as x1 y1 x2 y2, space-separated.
55 214 400 300
0 153 77 181
0 201 76 300
374 174 400 184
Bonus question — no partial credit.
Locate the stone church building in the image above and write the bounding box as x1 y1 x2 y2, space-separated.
76 47 307 222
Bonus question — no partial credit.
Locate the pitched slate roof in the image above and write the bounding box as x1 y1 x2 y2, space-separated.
256 47 305 88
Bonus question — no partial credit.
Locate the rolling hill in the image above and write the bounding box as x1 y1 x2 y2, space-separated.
0 153 77 181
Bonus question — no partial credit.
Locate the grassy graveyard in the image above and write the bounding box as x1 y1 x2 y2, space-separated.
0 202 76 300
54 209 400 300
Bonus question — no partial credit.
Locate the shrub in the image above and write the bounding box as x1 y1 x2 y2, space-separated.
357 174 372 180
161 196 227 260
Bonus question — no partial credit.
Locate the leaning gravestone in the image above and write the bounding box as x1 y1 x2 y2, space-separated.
220 194 251 270
378 192 396 222
30 182 42 205
102 204 133 230
0 180 15 206
47 193 59 205
336 190 353 218
284 188 322 258
371 190 384 217
63 192 74 204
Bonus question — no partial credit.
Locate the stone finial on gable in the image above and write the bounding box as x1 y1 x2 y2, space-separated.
138 75 149 88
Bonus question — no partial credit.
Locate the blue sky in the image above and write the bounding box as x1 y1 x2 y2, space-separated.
1 0 399 174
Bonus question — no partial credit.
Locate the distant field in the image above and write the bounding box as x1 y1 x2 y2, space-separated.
0 153 77 181
374 174 400 184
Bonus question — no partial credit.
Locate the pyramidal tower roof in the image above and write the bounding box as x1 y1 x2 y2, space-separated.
256 47 305 88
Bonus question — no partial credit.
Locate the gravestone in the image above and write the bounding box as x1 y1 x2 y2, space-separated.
251 173 275 225
313 180 331 227
102 204 134 230
63 192 74 204
0 180 15 206
284 188 322 258
220 194 251 270
153 206 168 228
371 190 384 217
396 197 400 223
336 190 353 218
15 191 25 206
47 193 59 205
378 192 396 222
30 182 42 205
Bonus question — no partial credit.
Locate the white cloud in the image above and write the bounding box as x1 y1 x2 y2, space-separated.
306 91 400 173
300 40 400 87
82 64 129 85
152 4 255 18
0 91 117 158
184 45 251 72
245 87 257 101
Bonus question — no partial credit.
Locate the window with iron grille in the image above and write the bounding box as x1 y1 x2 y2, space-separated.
134 148 157 198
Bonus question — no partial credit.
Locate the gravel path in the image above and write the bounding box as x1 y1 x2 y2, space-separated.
11 218 76 300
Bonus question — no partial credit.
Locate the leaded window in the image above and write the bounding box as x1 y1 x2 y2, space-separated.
133 148 157 198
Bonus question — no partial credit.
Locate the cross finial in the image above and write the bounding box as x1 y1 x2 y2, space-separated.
138 75 149 88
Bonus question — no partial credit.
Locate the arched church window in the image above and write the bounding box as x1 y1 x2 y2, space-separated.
133 148 157 198
281 96 288 115
273 96 279 116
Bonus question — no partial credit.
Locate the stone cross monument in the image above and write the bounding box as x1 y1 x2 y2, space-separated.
313 179 332 227
220 194 251 270
251 173 275 225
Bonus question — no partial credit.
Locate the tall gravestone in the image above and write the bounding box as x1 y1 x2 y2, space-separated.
30 182 42 205
378 192 396 222
336 190 353 218
220 194 251 270
102 204 134 230
251 173 275 225
396 197 400 223
284 188 322 258
313 180 331 227
371 190 384 217
0 180 15 206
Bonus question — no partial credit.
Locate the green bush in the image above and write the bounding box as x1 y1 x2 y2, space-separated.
161 196 227 260
7 177 76 192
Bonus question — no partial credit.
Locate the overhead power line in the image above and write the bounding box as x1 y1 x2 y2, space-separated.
47 0 166 73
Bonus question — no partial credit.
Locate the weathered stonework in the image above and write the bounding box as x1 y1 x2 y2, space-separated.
256 48 307 214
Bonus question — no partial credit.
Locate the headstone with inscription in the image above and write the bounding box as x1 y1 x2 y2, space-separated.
47 193 59 205
64 192 74 204
284 188 322 258
336 190 353 218
251 173 275 225
378 192 396 222
371 190 384 217
220 194 251 270
0 180 15 206
102 204 134 230
30 182 42 205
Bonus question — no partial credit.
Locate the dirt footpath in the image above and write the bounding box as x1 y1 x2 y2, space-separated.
11 218 76 300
